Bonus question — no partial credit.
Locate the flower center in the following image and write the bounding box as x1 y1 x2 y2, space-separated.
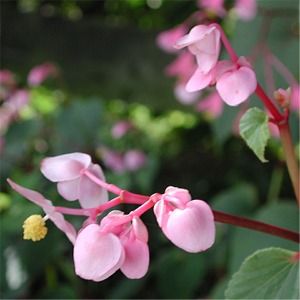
22 214 48 241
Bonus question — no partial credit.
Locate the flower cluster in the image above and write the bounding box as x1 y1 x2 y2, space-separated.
8 152 215 282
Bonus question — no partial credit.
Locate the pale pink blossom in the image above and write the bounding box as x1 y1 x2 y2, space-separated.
196 91 224 118
154 186 215 253
41 153 108 208
111 121 133 139
165 51 196 81
157 25 187 53
174 83 201 105
27 63 58 87
234 0 257 21
175 24 221 74
7 179 77 244
0 70 16 97
198 0 226 17
124 150 147 171
74 211 149 281
101 148 126 173
215 57 257 106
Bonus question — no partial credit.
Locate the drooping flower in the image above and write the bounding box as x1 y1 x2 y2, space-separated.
27 63 58 87
157 25 187 53
196 91 224 118
111 121 133 139
154 186 215 253
41 153 108 208
7 179 77 244
175 24 221 74
73 211 149 281
123 150 147 171
198 0 226 17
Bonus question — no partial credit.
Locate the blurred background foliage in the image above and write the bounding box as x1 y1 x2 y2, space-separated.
0 0 299 299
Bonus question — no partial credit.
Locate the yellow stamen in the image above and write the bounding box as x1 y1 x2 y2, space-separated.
22 215 48 241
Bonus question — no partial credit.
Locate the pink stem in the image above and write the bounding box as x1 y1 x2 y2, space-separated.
130 193 161 218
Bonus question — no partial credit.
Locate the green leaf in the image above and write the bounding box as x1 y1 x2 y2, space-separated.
225 247 299 299
239 107 270 162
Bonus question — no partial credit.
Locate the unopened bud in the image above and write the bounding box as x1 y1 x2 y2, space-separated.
274 87 291 109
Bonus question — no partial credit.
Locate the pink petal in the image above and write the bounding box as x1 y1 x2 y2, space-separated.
41 153 91 182
79 164 108 208
153 199 170 228
216 66 257 106
175 25 216 49
7 179 52 209
234 0 257 21
120 238 149 279
196 91 224 118
163 200 215 253
73 224 124 281
157 25 186 53
57 178 80 201
174 83 201 105
124 150 147 171
164 186 191 207
132 217 148 243
186 68 213 92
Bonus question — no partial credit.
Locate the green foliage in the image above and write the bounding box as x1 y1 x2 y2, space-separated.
225 247 299 299
239 107 270 162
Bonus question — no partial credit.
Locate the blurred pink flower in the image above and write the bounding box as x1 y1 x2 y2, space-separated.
101 147 126 173
156 25 187 53
290 85 300 113
154 186 215 253
111 121 133 139
175 24 221 74
0 70 16 91
196 91 224 118
124 150 147 171
27 63 58 87
175 83 201 105
165 51 196 80
74 211 149 281
198 0 226 17
234 0 257 21
41 153 108 208
7 179 77 244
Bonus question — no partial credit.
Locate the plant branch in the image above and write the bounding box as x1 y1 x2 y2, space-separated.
213 210 299 243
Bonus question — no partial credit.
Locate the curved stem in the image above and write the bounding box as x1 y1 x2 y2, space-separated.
213 210 299 243
278 123 300 203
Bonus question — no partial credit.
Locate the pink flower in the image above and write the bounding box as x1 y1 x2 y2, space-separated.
124 150 147 171
7 179 77 244
215 57 257 106
175 83 201 105
27 63 58 87
198 0 226 17
157 25 187 53
290 85 299 113
111 121 133 139
175 24 221 74
41 153 108 208
196 91 224 118
74 211 149 281
234 0 257 21
165 51 197 81
101 147 126 173
154 186 215 253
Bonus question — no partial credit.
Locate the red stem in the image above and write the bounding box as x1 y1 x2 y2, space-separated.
213 210 299 243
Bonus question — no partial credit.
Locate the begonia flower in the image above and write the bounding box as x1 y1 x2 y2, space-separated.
111 121 133 139
234 0 257 21
101 147 126 173
7 179 77 244
175 83 201 105
27 63 58 87
73 211 149 281
124 150 147 171
215 57 257 106
175 24 221 74
157 25 187 53
154 186 215 253
41 153 108 208
198 0 226 17
196 91 224 118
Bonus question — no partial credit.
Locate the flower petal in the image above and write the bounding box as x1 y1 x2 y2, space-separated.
216 66 257 106
74 224 124 282
132 216 148 243
57 178 80 201
79 164 108 208
120 237 149 279
163 200 215 253
41 153 91 182
186 68 213 92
